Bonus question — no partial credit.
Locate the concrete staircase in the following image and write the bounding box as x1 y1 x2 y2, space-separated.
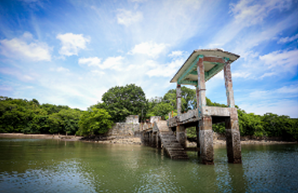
156 121 189 160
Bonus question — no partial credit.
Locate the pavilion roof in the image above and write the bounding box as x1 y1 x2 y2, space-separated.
170 49 240 86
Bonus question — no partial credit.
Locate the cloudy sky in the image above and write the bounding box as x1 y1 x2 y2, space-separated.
0 0 297 117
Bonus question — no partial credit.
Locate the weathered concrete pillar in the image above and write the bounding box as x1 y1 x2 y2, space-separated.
149 132 152 146
196 124 200 156
197 56 206 113
199 116 214 165
156 134 161 149
224 61 235 108
146 132 149 146
152 132 156 147
225 108 242 163
176 125 186 148
141 132 144 144
196 85 200 109
176 84 182 115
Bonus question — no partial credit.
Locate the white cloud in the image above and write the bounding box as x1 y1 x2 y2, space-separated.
129 0 147 2
0 86 13 91
56 33 90 56
146 58 184 77
208 0 293 49
278 33 298 43
0 68 35 82
116 9 143 26
0 32 51 61
79 56 124 70
129 42 168 58
259 49 298 70
56 67 70 72
230 0 292 26
240 99 298 118
249 85 298 99
78 57 101 67
259 72 276 79
168 51 184 58
232 72 251 79
276 85 298 94
239 85 298 117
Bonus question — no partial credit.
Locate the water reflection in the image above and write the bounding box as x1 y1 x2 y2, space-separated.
0 139 298 193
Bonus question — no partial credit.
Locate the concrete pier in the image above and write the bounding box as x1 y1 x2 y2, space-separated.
168 49 242 164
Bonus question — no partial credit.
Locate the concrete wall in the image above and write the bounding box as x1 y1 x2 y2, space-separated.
106 115 140 137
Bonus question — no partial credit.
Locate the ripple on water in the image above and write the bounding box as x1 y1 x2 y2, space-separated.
0 139 298 192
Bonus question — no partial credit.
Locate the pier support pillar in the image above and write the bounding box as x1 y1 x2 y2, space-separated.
156 134 161 149
152 132 156 147
176 84 182 115
176 125 186 148
199 116 214 165
196 125 200 156
225 108 242 163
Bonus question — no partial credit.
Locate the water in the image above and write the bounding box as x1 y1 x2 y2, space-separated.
0 138 297 193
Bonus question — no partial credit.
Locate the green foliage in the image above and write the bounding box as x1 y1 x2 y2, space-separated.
186 127 196 138
77 108 113 136
0 96 83 135
94 84 148 122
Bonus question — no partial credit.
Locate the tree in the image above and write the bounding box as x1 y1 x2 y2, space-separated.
99 84 148 122
77 108 113 136
163 86 196 112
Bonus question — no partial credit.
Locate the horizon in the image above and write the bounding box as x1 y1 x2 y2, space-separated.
0 0 297 118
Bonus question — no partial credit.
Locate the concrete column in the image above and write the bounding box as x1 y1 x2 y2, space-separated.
146 132 149 146
156 134 161 149
176 125 186 148
196 124 200 156
176 84 182 115
224 62 235 108
199 116 214 165
196 85 200 109
225 108 242 164
197 57 206 113
152 132 156 147
141 132 144 144
148 132 152 146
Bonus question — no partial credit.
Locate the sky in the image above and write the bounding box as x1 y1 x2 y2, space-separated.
0 0 297 118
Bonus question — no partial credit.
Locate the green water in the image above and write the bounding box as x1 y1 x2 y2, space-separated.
0 138 297 193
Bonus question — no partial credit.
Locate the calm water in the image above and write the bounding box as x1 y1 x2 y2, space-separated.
0 138 297 193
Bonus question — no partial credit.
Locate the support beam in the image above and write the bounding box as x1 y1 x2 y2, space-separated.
199 116 214 165
224 61 235 107
225 108 242 163
176 125 186 148
176 84 182 115
203 57 225 63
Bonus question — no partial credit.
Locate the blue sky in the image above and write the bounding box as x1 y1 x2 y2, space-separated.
0 0 297 117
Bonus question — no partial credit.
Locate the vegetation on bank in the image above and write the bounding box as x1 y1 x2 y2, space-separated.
0 84 297 139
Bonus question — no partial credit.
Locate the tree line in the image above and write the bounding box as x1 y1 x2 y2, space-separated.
0 84 297 139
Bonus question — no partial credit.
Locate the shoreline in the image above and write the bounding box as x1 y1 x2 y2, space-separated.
0 133 297 145
0 133 82 141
